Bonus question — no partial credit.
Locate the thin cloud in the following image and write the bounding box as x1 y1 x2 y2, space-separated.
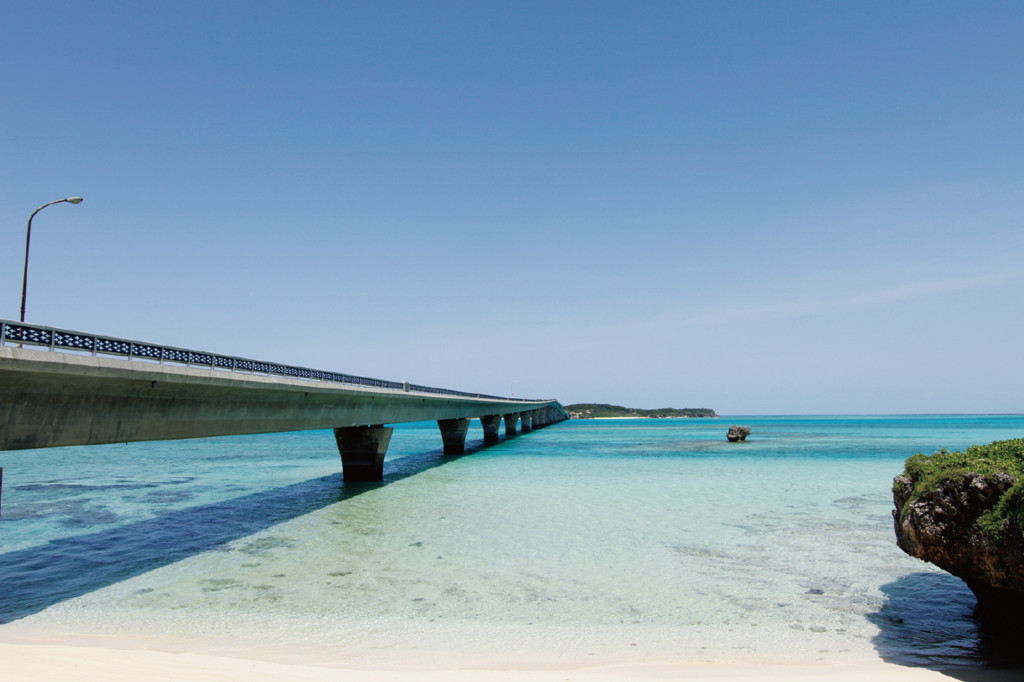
646 270 1019 331
840 272 1015 308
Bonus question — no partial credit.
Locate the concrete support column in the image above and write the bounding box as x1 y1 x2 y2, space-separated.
437 418 471 454
521 412 532 432
480 415 502 444
334 424 393 482
534 408 548 427
504 413 519 437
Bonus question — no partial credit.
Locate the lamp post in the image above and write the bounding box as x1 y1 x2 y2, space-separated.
20 196 83 323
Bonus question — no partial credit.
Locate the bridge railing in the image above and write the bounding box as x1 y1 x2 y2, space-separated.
1 320 550 404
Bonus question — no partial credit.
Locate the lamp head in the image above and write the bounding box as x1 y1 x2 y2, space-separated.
67 197 83 204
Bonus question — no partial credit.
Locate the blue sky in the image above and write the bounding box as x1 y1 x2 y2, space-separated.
2 1 1022 414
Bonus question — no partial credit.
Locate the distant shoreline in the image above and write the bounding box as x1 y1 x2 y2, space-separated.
565 403 718 420
589 415 714 420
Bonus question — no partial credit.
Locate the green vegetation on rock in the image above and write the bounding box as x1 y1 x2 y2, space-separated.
897 438 1024 542
565 403 717 419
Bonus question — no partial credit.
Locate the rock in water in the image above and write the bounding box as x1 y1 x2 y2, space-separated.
726 425 750 442
892 439 1024 623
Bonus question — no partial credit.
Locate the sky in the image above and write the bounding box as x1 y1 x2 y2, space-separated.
2 1 1022 415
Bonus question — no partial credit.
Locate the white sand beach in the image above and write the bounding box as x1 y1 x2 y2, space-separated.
1 631 1020 682
0 644 1017 682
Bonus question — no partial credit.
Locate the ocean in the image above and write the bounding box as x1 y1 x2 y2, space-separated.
1 415 1022 668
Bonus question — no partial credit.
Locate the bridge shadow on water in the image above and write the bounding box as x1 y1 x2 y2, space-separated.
0 442 481 624
868 572 1024 678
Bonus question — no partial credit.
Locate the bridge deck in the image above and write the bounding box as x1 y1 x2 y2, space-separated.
0 346 561 451
0 321 567 481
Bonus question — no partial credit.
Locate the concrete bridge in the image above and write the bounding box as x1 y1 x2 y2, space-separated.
0 320 568 482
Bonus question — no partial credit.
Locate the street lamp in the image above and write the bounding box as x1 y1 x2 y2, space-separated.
20 196 83 323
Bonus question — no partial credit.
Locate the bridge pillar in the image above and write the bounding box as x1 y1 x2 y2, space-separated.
334 425 393 482
535 409 549 427
520 412 532 432
504 413 519 437
437 418 471 454
480 415 502 444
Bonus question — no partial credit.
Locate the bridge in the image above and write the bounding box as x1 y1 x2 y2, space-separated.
0 320 568 482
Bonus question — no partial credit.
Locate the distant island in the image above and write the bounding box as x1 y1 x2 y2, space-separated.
565 404 718 419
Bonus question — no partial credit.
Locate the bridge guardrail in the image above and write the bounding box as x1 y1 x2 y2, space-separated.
1 320 551 404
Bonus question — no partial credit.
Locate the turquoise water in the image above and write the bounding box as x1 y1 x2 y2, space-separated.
1 415 1023 667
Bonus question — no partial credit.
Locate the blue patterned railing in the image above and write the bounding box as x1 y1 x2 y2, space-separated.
0 320 548 403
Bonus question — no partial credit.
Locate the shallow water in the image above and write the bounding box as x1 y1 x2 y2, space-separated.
2 415 1022 667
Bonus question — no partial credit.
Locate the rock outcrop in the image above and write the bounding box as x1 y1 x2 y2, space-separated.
893 442 1024 621
726 425 750 442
